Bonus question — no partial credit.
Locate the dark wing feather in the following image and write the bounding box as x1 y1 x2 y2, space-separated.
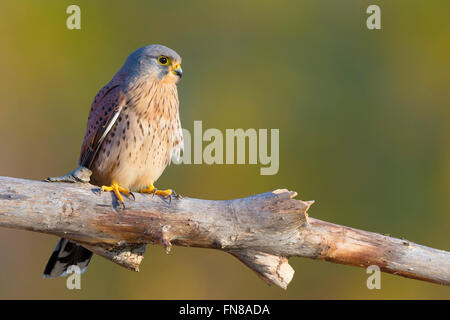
79 82 127 169
44 78 128 279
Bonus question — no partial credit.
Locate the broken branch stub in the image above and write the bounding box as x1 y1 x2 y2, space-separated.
0 176 449 288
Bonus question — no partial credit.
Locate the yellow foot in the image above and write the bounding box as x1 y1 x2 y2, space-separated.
101 181 134 208
140 184 181 201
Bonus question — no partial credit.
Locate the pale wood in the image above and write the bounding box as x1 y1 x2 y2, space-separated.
0 176 448 288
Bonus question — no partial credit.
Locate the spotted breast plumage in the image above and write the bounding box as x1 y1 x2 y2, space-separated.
43 44 184 278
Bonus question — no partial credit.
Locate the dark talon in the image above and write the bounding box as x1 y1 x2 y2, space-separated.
152 188 158 197
168 190 182 203
129 192 135 201
172 190 182 199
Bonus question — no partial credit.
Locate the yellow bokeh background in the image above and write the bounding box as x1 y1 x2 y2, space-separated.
0 1 449 299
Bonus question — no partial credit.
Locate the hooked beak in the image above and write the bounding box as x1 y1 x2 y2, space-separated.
172 64 183 78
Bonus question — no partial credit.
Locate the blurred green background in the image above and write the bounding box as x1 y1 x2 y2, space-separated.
0 0 449 299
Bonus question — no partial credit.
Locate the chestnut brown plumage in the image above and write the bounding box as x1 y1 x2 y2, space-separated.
43 44 184 278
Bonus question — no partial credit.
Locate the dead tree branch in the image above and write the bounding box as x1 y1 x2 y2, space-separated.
0 176 448 289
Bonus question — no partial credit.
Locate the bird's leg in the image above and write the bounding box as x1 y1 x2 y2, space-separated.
101 181 134 208
140 183 181 200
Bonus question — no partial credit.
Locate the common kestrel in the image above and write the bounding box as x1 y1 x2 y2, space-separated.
43 44 184 278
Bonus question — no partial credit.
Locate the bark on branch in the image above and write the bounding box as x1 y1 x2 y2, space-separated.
0 176 448 289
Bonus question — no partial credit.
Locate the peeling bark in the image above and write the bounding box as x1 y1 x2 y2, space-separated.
0 176 448 288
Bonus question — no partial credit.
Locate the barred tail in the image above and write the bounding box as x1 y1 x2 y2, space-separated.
43 238 93 279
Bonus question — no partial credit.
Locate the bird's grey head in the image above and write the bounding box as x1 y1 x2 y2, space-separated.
121 44 182 83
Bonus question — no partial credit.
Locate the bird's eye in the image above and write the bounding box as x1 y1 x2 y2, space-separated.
158 56 169 65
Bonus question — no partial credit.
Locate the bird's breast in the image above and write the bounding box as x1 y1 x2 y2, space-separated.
90 81 181 191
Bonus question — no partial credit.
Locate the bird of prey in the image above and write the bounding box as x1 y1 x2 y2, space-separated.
43 44 184 278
